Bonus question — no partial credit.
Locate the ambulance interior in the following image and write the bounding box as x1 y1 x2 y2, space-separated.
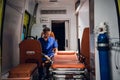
0 0 120 80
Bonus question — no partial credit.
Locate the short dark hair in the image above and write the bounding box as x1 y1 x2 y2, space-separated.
43 27 50 33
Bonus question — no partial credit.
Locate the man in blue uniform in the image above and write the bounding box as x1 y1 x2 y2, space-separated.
38 27 58 79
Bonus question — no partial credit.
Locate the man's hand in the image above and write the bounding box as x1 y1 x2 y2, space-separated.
44 55 51 61
53 48 58 53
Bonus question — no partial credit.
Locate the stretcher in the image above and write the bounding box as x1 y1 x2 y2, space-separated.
50 51 87 80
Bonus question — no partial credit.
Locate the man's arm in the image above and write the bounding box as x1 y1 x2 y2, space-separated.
41 53 52 62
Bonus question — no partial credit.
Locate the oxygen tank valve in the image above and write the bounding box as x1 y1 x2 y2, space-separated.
98 22 107 34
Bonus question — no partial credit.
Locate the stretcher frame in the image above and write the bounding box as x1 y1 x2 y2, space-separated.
50 51 87 80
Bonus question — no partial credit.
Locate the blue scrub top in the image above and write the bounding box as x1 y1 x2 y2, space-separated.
38 37 58 61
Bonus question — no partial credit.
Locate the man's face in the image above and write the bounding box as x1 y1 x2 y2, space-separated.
43 31 50 38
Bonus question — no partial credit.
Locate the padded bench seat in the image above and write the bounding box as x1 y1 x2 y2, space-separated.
8 63 37 78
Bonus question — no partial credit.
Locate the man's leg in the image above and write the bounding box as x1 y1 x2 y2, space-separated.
44 61 52 79
38 63 45 79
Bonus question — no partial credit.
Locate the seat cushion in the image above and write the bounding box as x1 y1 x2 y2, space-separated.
8 63 37 78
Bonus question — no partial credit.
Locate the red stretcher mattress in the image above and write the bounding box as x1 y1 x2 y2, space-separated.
51 51 85 69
